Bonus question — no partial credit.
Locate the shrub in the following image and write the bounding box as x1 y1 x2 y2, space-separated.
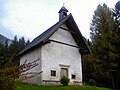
89 79 96 86
0 68 16 90
60 76 70 86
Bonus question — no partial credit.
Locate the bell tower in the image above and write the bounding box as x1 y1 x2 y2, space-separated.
58 6 68 21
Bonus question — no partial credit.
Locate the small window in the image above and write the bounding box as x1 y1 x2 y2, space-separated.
51 70 56 76
72 74 76 79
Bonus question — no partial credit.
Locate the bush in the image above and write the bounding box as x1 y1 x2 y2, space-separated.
89 79 96 86
0 68 16 90
1 78 15 90
60 76 70 86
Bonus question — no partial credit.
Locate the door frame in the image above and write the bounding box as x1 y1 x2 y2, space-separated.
59 64 70 78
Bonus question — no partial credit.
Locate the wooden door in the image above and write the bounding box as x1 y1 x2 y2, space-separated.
60 68 68 78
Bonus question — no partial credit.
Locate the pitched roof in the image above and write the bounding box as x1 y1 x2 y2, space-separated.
18 13 91 56
58 6 68 13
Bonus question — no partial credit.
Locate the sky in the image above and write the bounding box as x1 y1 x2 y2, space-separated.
0 0 118 41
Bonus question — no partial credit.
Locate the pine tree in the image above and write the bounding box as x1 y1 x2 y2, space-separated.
90 3 119 88
112 1 120 89
19 37 26 51
26 40 30 46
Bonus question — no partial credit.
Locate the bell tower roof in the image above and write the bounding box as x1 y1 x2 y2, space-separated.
58 6 68 21
58 6 68 13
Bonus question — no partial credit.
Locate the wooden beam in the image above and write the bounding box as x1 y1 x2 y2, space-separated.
49 39 80 49
49 39 88 54
60 27 78 34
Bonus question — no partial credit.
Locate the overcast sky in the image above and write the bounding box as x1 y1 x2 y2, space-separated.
0 0 118 41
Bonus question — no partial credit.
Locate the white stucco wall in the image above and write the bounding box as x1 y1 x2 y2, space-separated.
20 23 83 85
41 24 82 84
20 47 42 84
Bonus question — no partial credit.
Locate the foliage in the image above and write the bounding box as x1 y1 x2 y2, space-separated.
8 36 26 66
89 3 119 89
112 1 120 89
0 35 34 90
0 36 29 67
89 79 96 86
60 76 70 86
113 1 120 25
0 35 43 90
0 64 21 90
0 58 42 90
0 67 16 90
82 54 96 83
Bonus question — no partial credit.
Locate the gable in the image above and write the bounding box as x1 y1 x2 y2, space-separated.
50 24 78 47
18 14 90 56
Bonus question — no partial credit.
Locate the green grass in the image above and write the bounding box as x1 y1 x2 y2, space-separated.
16 82 112 90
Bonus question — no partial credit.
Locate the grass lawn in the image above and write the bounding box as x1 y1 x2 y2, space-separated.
16 82 112 90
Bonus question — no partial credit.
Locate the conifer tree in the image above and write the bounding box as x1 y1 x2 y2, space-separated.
112 1 120 89
90 3 119 88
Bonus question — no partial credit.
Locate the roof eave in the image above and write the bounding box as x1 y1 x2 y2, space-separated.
65 14 91 54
